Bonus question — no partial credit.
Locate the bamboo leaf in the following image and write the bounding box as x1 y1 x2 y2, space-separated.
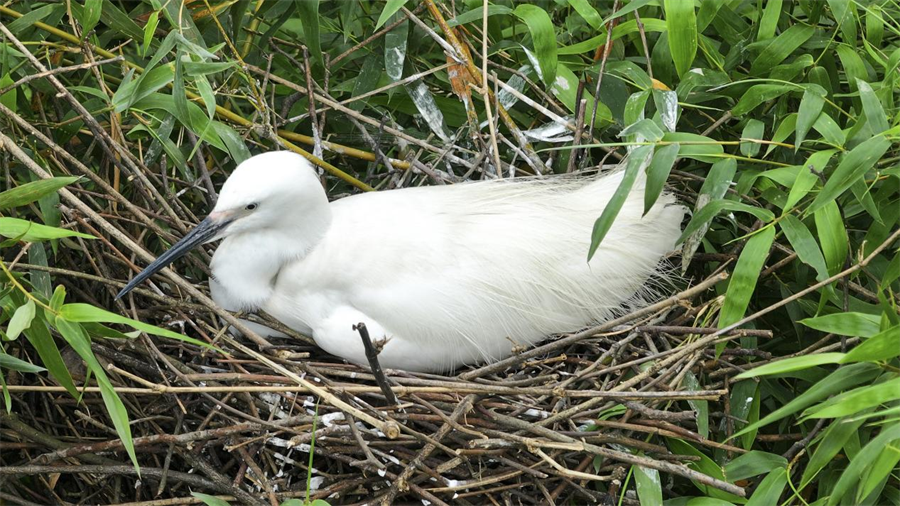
678 200 774 245
297 0 323 68
6 299 35 341
827 422 900 506
634 465 663 506
757 0 782 41
735 353 845 379
841 325 900 363
0 218 94 241
800 312 883 338
588 145 653 261
514 5 558 87
747 469 788 506
644 143 679 216
80 0 103 39
803 378 900 419
55 318 139 472
718 226 776 328
566 0 602 30
0 177 79 211
750 24 815 75
779 214 829 281
58 303 219 351
0 352 45 373
24 316 79 399
732 84 793 116
857 79 889 134
375 0 409 31
732 363 881 439
795 85 826 149
664 0 697 78
814 201 848 275
740 119 764 157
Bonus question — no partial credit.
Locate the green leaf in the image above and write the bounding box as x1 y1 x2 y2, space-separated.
634 465 663 506
779 214 829 281
588 145 653 261
7 4 64 34
0 351 45 373
6 299 36 341
297 0 322 69
663 132 724 163
191 493 231 506
732 362 881 439
58 303 218 350
842 325 900 363
23 313 78 398
678 200 775 245
113 65 175 113
55 318 138 472
826 422 900 506
724 451 787 481
795 85 826 149
812 112 845 148
514 5 558 88
142 11 159 57
664 0 697 78
750 24 815 75
800 312 883 338
448 5 513 27
804 377 900 419
644 143 679 216
98 0 144 41
80 0 103 39
0 177 79 211
800 413 869 487
375 0 409 31
857 79 889 134
0 74 16 113
740 119 764 158
814 201 848 275
735 353 844 379
836 44 867 92
757 0 782 41
783 149 835 212
732 84 793 116
826 423 900 506
746 469 788 506
0 218 94 242
718 226 775 328
567 0 602 30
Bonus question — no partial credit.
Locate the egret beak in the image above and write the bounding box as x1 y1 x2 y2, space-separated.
115 214 232 300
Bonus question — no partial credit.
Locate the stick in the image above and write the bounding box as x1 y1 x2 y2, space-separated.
354 323 399 406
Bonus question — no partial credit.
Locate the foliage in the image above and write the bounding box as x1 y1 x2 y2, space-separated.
0 0 898 504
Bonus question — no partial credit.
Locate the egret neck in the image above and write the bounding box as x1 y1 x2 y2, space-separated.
210 203 332 311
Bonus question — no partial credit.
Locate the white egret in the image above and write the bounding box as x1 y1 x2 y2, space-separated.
117 152 684 372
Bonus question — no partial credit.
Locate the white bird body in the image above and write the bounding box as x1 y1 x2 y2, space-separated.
197 152 685 372
119 151 684 372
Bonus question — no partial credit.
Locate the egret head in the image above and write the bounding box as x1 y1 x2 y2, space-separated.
115 151 323 299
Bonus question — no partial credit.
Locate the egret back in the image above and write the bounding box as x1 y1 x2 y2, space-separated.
268 171 684 371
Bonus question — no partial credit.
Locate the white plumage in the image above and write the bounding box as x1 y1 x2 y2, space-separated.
119 151 685 372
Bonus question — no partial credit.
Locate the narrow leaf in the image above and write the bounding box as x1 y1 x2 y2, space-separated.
664 0 697 78
644 143 679 216
719 226 776 328
795 85 826 149
588 145 653 261
514 5 558 87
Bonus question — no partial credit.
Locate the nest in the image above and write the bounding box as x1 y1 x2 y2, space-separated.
1 258 777 505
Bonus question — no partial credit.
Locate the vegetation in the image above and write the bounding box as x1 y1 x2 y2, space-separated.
0 0 898 505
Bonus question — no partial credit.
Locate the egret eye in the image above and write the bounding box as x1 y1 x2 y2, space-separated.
245 203 258 211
